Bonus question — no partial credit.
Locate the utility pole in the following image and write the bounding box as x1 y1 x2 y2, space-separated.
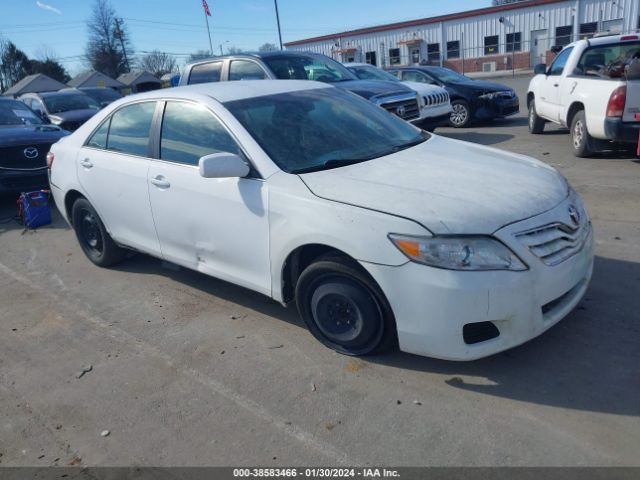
114 18 130 73
274 0 283 50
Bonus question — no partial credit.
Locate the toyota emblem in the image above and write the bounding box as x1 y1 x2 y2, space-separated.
24 147 39 159
568 205 580 226
396 105 406 117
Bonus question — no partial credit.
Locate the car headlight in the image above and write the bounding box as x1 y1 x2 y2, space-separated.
478 90 512 100
389 234 527 271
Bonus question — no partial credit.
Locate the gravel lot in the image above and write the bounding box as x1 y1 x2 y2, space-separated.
0 75 638 467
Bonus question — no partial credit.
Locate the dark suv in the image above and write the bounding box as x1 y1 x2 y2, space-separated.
179 51 422 123
388 66 519 128
19 91 101 132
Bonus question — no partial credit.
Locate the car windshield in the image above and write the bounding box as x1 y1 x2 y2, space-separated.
348 65 400 82
225 87 427 174
0 100 44 126
426 67 472 83
262 54 357 83
43 94 101 113
83 88 122 104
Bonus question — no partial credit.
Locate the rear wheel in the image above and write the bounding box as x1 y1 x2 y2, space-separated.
448 100 472 128
72 198 125 267
570 110 594 157
295 255 396 356
528 99 545 134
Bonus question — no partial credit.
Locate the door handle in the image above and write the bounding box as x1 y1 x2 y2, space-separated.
553 83 559 87
80 158 93 168
150 175 170 189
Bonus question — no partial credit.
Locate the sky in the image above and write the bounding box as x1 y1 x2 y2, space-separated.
0 0 488 76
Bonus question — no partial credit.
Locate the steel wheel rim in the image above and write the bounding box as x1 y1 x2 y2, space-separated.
313 292 363 342
573 120 584 149
80 210 103 254
451 104 468 126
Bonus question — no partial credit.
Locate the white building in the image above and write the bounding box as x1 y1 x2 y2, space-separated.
284 0 640 73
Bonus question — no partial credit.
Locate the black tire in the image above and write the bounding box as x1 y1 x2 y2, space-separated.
570 110 594 157
528 98 545 134
71 198 125 267
295 255 396 356
448 99 472 128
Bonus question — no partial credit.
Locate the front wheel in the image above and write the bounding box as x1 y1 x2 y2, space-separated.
72 198 125 267
528 99 545 134
448 100 472 128
295 256 396 356
570 110 594 157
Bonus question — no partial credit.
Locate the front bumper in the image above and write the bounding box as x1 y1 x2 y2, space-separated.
473 95 520 120
362 196 594 361
604 118 640 145
0 168 49 193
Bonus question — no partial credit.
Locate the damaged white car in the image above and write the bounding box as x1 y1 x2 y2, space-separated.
48 80 594 360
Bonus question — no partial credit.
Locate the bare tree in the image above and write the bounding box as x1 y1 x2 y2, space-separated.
85 0 133 78
258 43 278 52
226 46 246 55
188 50 211 63
140 50 177 77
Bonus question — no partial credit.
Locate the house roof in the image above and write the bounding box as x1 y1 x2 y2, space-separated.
284 0 567 47
2 73 68 96
68 71 124 88
116 70 162 86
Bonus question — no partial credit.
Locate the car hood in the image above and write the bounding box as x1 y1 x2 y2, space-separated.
299 135 567 234
0 124 68 147
50 109 99 122
451 79 513 93
333 80 412 99
402 81 448 96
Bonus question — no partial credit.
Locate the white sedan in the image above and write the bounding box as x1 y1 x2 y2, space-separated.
48 81 594 360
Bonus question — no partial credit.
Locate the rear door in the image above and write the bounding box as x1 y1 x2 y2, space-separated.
77 101 161 255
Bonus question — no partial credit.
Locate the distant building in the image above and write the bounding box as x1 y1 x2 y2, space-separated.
2 74 67 97
68 71 124 90
116 71 162 94
284 0 640 74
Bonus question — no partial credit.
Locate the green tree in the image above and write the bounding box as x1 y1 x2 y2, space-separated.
0 40 31 90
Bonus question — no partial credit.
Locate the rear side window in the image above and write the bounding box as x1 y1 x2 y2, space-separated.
160 101 241 166
107 102 156 156
229 60 267 81
188 62 222 84
87 118 110 149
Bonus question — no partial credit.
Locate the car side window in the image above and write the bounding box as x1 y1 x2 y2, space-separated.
107 102 156 157
188 62 223 84
229 60 267 81
402 71 428 83
87 118 111 149
548 47 574 76
30 99 44 114
160 101 242 166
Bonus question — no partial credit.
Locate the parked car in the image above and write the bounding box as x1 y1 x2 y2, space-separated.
0 97 68 193
344 62 452 131
527 33 640 157
179 51 425 124
388 66 519 128
71 87 123 108
19 91 101 131
49 80 593 361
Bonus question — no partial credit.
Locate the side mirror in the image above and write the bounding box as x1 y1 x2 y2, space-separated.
534 63 547 75
198 152 250 179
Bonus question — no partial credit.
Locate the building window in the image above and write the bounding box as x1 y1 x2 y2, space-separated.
506 32 521 52
365 51 377 66
427 43 440 64
555 25 573 47
579 22 597 39
447 40 460 59
389 48 401 65
484 35 499 55
409 46 420 64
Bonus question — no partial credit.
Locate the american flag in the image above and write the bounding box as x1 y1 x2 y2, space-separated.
202 0 211 16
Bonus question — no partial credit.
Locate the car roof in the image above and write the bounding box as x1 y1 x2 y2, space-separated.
118 80 332 104
343 63 370 67
186 50 326 67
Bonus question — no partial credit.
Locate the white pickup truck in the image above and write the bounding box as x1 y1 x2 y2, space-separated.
527 33 640 157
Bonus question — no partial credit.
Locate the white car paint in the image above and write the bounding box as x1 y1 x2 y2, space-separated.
49 80 594 360
344 62 452 121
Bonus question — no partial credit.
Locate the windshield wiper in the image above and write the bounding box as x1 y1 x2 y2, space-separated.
293 158 371 174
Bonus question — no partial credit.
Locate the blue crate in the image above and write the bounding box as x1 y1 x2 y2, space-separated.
18 190 52 229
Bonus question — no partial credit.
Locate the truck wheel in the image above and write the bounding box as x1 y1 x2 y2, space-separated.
448 100 471 128
295 254 396 356
528 99 545 134
72 198 126 267
570 110 594 157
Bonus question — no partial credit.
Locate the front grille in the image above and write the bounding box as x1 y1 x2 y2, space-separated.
380 98 420 120
516 221 591 266
0 143 51 170
463 322 500 345
423 92 449 106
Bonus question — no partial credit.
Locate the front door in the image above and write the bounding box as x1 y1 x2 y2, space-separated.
77 101 161 255
147 100 271 296
536 46 574 121
531 29 548 67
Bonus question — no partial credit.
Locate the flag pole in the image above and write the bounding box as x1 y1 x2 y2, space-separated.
203 3 213 56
